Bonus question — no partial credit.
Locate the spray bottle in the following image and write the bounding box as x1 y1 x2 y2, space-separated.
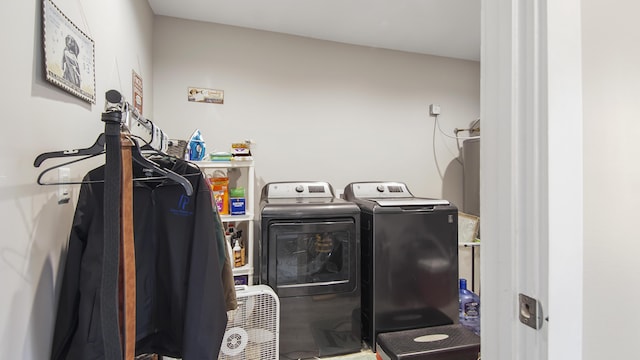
232 230 244 268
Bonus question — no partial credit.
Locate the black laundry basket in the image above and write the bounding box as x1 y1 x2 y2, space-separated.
376 324 480 360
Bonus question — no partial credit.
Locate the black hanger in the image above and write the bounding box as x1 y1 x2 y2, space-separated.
36 152 106 186
33 133 106 167
34 133 107 187
131 134 200 171
128 137 194 196
34 135 194 196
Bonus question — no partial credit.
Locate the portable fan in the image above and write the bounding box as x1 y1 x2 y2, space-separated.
219 285 280 360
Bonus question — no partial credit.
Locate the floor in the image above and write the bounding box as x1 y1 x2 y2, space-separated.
320 350 376 360
162 350 376 360
161 348 377 360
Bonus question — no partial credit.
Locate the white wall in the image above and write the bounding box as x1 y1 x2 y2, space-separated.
0 1 154 358
152 16 480 207
582 1 640 358
0 6 479 358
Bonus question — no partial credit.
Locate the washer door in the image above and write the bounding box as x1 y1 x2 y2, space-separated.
266 219 358 297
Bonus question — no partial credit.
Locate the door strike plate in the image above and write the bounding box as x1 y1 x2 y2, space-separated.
518 293 543 330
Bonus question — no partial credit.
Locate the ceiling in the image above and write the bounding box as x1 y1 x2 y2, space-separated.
147 0 480 61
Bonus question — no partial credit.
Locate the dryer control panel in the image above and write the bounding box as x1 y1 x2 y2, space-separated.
264 181 334 199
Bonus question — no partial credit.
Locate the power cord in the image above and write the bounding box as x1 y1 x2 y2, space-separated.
434 115 480 140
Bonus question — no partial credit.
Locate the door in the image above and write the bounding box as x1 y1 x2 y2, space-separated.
481 0 584 359
266 219 358 298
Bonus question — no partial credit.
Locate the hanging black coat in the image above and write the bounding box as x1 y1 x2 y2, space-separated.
50 158 227 359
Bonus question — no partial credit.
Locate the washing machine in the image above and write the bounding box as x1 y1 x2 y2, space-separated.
259 181 361 359
343 182 459 351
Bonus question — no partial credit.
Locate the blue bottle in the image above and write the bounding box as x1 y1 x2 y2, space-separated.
459 278 480 335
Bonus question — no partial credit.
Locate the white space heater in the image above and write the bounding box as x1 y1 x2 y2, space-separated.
218 285 280 360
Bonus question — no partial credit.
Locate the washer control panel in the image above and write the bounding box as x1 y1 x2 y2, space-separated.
347 182 411 198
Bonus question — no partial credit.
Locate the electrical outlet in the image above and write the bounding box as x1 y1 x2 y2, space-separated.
429 104 441 116
58 167 71 204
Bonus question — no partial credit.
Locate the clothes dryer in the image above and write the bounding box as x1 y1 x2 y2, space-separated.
260 181 361 359
343 182 458 351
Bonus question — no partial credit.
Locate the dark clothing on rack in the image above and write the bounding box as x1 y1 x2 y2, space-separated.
220 238 238 311
51 158 228 360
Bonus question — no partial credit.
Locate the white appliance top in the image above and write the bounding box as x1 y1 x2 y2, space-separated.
264 181 334 199
372 198 450 207
347 182 450 207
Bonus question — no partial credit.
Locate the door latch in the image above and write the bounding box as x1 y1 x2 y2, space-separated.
518 293 543 330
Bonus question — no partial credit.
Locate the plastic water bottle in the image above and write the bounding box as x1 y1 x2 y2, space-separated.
459 278 480 335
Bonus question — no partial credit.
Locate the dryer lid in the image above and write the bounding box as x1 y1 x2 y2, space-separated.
343 181 449 207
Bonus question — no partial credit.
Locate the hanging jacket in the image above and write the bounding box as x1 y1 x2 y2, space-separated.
50 157 228 359
220 236 238 311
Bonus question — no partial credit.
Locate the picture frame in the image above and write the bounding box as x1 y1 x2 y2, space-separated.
187 87 224 104
132 70 143 114
42 0 96 104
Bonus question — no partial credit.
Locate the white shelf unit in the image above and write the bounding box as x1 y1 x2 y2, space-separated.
458 242 480 293
194 160 255 284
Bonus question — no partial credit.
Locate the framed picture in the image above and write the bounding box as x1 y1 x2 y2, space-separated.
187 87 224 104
132 70 143 114
42 0 96 103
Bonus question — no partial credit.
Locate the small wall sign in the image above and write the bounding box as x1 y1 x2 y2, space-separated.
132 71 143 114
187 87 224 104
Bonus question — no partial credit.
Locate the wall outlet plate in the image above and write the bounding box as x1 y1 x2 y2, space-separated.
58 167 71 204
429 104 441 116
